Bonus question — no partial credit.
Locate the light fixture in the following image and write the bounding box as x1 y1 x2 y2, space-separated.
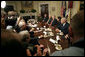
1 1 6 8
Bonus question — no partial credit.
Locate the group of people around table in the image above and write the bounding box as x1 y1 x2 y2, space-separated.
1 10 84 56
37 13 73 46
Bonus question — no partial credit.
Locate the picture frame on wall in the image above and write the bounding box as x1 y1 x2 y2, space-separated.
21 1 33 8
52 7 55 11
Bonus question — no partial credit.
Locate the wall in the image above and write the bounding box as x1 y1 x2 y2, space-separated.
33 1 80 23
3 1 80 23
33 1 62 18
67 1 80 23
71 1 80 18
6 1 22 13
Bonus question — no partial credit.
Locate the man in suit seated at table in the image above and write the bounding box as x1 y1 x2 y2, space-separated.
51 10 84 56
47 15 52 25
43 14 48 23
55 17 70 35
50 16 58 27
55 17 71 46
56 16 61 27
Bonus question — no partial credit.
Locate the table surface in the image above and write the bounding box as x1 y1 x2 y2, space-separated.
29 22 69 54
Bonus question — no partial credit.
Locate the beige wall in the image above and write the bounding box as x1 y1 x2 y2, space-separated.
4 1 80 23
67 1 80 23
33 1 80 23
33 1 62 18
71 1 80 18
6 1 22 13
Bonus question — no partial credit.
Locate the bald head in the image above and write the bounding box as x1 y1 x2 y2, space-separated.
52 16 55 20
8 11 16 15
61 17 67 24
49 15 51 19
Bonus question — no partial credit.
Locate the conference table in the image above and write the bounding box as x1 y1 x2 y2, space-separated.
28 21 69 55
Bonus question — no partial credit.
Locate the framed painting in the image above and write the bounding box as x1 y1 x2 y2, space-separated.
21 1 33 8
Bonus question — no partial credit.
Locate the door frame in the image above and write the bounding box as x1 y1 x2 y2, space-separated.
39 3 50 16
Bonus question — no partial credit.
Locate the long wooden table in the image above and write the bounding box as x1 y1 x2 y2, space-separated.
30 22 69 54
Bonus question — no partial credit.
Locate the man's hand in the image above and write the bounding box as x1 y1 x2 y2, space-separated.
35 45 42 56
55 29 60 32
65 34 69 39
42 48 48 56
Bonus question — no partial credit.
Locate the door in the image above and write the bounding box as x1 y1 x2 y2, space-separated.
40 4 49 18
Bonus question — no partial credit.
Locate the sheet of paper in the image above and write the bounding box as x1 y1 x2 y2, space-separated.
49 38 56 44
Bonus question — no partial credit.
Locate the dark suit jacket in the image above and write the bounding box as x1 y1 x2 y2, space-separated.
37 16 43 22
5 18 17 28
51 19 58 26
43 17 48 22
48 18 52 24
56 21 61 28
58 22 70 35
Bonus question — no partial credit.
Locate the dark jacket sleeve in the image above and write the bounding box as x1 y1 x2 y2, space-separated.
58 22 70 35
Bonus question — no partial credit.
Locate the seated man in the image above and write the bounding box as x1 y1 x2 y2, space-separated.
56 16 61 27
56 17 70 35
56 17 71 46
57 16 61 22
51 10 84 56
47 15 52 24
50 16 58 27
43 14 48 23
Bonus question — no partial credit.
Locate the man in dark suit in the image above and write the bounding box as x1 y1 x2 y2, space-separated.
51 16 58 27
56 17 70 35
47 15 52 24
56 16 61 28
56 17 70 46
43 14 48 23
51 10 84 56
